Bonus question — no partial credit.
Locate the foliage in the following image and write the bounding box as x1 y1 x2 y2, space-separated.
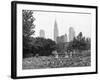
23 10 35 57
23 50 91 69
56 43 65 53
23 10 35 37
31 38 56 56
67 32 91 53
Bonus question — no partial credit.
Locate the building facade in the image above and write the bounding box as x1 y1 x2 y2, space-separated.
54 20 59 42
56 34 68 43
39 29 45 38
69 27 75 41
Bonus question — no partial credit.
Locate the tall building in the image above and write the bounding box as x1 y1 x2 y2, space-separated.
69 27 75 41
54 20 59 42
39 29 45 38
57 36 64 43
56 34 68 43
64 34 67 42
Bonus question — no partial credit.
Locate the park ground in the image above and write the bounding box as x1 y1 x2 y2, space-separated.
23 50 91 69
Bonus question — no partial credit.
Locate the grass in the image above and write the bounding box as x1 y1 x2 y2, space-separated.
22 50 91 69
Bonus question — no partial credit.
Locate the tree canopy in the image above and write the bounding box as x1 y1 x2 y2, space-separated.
31 37 56 56
23 10 35 57
67 32 91 53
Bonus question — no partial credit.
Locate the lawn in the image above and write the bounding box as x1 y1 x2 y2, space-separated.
23 51 91 69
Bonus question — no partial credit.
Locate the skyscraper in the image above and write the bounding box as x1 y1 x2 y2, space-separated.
56 36 64 43
69 27 75 41
56 34 68 43
64 34 67 42
39 29 45 38
54 20 59 42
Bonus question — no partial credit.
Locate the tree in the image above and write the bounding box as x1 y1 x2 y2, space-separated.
23 10 35 57
23 10 35 37
76 32 90 51
76 32 83 41
85 38 91 50
31 38 56 56
56 43 65 53
67 32 91 53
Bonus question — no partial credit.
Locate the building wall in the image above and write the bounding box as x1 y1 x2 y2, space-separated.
40 29 45 38
54 20 59 42
69 27 75 41
57 34 68 43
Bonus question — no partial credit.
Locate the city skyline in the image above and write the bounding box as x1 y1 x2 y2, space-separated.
39 21 74 42
33 11 91 40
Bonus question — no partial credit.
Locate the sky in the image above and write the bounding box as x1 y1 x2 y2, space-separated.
32 11 91 40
